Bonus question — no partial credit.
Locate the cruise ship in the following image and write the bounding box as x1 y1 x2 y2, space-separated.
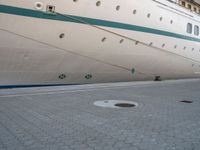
0 0 200 88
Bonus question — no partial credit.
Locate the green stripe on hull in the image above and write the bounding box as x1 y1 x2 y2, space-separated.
0 5 200 42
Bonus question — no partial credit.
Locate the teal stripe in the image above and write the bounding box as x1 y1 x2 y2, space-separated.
0 4 200 43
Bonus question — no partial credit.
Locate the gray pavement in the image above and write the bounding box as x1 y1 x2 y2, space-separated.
0 79 200 150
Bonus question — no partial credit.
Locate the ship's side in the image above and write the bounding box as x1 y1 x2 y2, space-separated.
0 0 200 87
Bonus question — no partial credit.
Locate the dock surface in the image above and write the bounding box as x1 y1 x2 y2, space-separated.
0 79 200 150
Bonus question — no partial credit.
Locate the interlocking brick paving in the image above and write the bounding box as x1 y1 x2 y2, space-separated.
0 79 200 150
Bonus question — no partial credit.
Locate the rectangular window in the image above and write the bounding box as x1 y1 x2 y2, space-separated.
187 4 191 10
46 5 55 13
181 1 186 7
193 7 197 12
187 23 192 34
194 25 199 36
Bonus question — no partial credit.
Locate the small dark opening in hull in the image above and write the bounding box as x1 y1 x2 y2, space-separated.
154 76 162 81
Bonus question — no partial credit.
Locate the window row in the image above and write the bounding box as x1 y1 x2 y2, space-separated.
93 1 175 24
187 23 199 36
100 36 200 52
179 0 200 14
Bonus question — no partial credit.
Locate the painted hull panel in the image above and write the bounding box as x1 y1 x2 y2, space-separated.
0 0 200 86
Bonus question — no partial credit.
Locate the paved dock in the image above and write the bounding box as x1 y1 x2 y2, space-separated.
0 79 200 150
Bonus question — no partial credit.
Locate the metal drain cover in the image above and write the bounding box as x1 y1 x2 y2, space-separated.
94 100 138 108
180 100 193 103
115 103 136 107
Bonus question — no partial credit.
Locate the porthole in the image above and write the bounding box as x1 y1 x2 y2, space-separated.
119 39 124 44
58 74 66 80
147 13 151 18
85 74 92 80
36 3 42 8
116 5 120 11
101 37 106 42
162 44 165 48
135 41 139 45
96 1 101 6
133 9 137 14
59 33 65 39
35 2 43 10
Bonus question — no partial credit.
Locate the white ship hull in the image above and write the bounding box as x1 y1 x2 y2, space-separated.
0 0 200 87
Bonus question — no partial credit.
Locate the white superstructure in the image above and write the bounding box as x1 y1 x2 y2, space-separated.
0 0 200 87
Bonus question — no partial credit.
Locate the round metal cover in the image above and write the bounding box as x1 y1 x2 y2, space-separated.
94 100 138 108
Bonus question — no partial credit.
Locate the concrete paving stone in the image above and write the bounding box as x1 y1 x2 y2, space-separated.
58 145 73 150
71 144 93 150
112 142 132 149
120 147 139 150
193 142 200 150
26 145 48 150
0 79 200 150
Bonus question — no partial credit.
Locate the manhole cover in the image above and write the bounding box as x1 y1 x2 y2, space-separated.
94 100 138 108
180 100 193 103
115 103 136 107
